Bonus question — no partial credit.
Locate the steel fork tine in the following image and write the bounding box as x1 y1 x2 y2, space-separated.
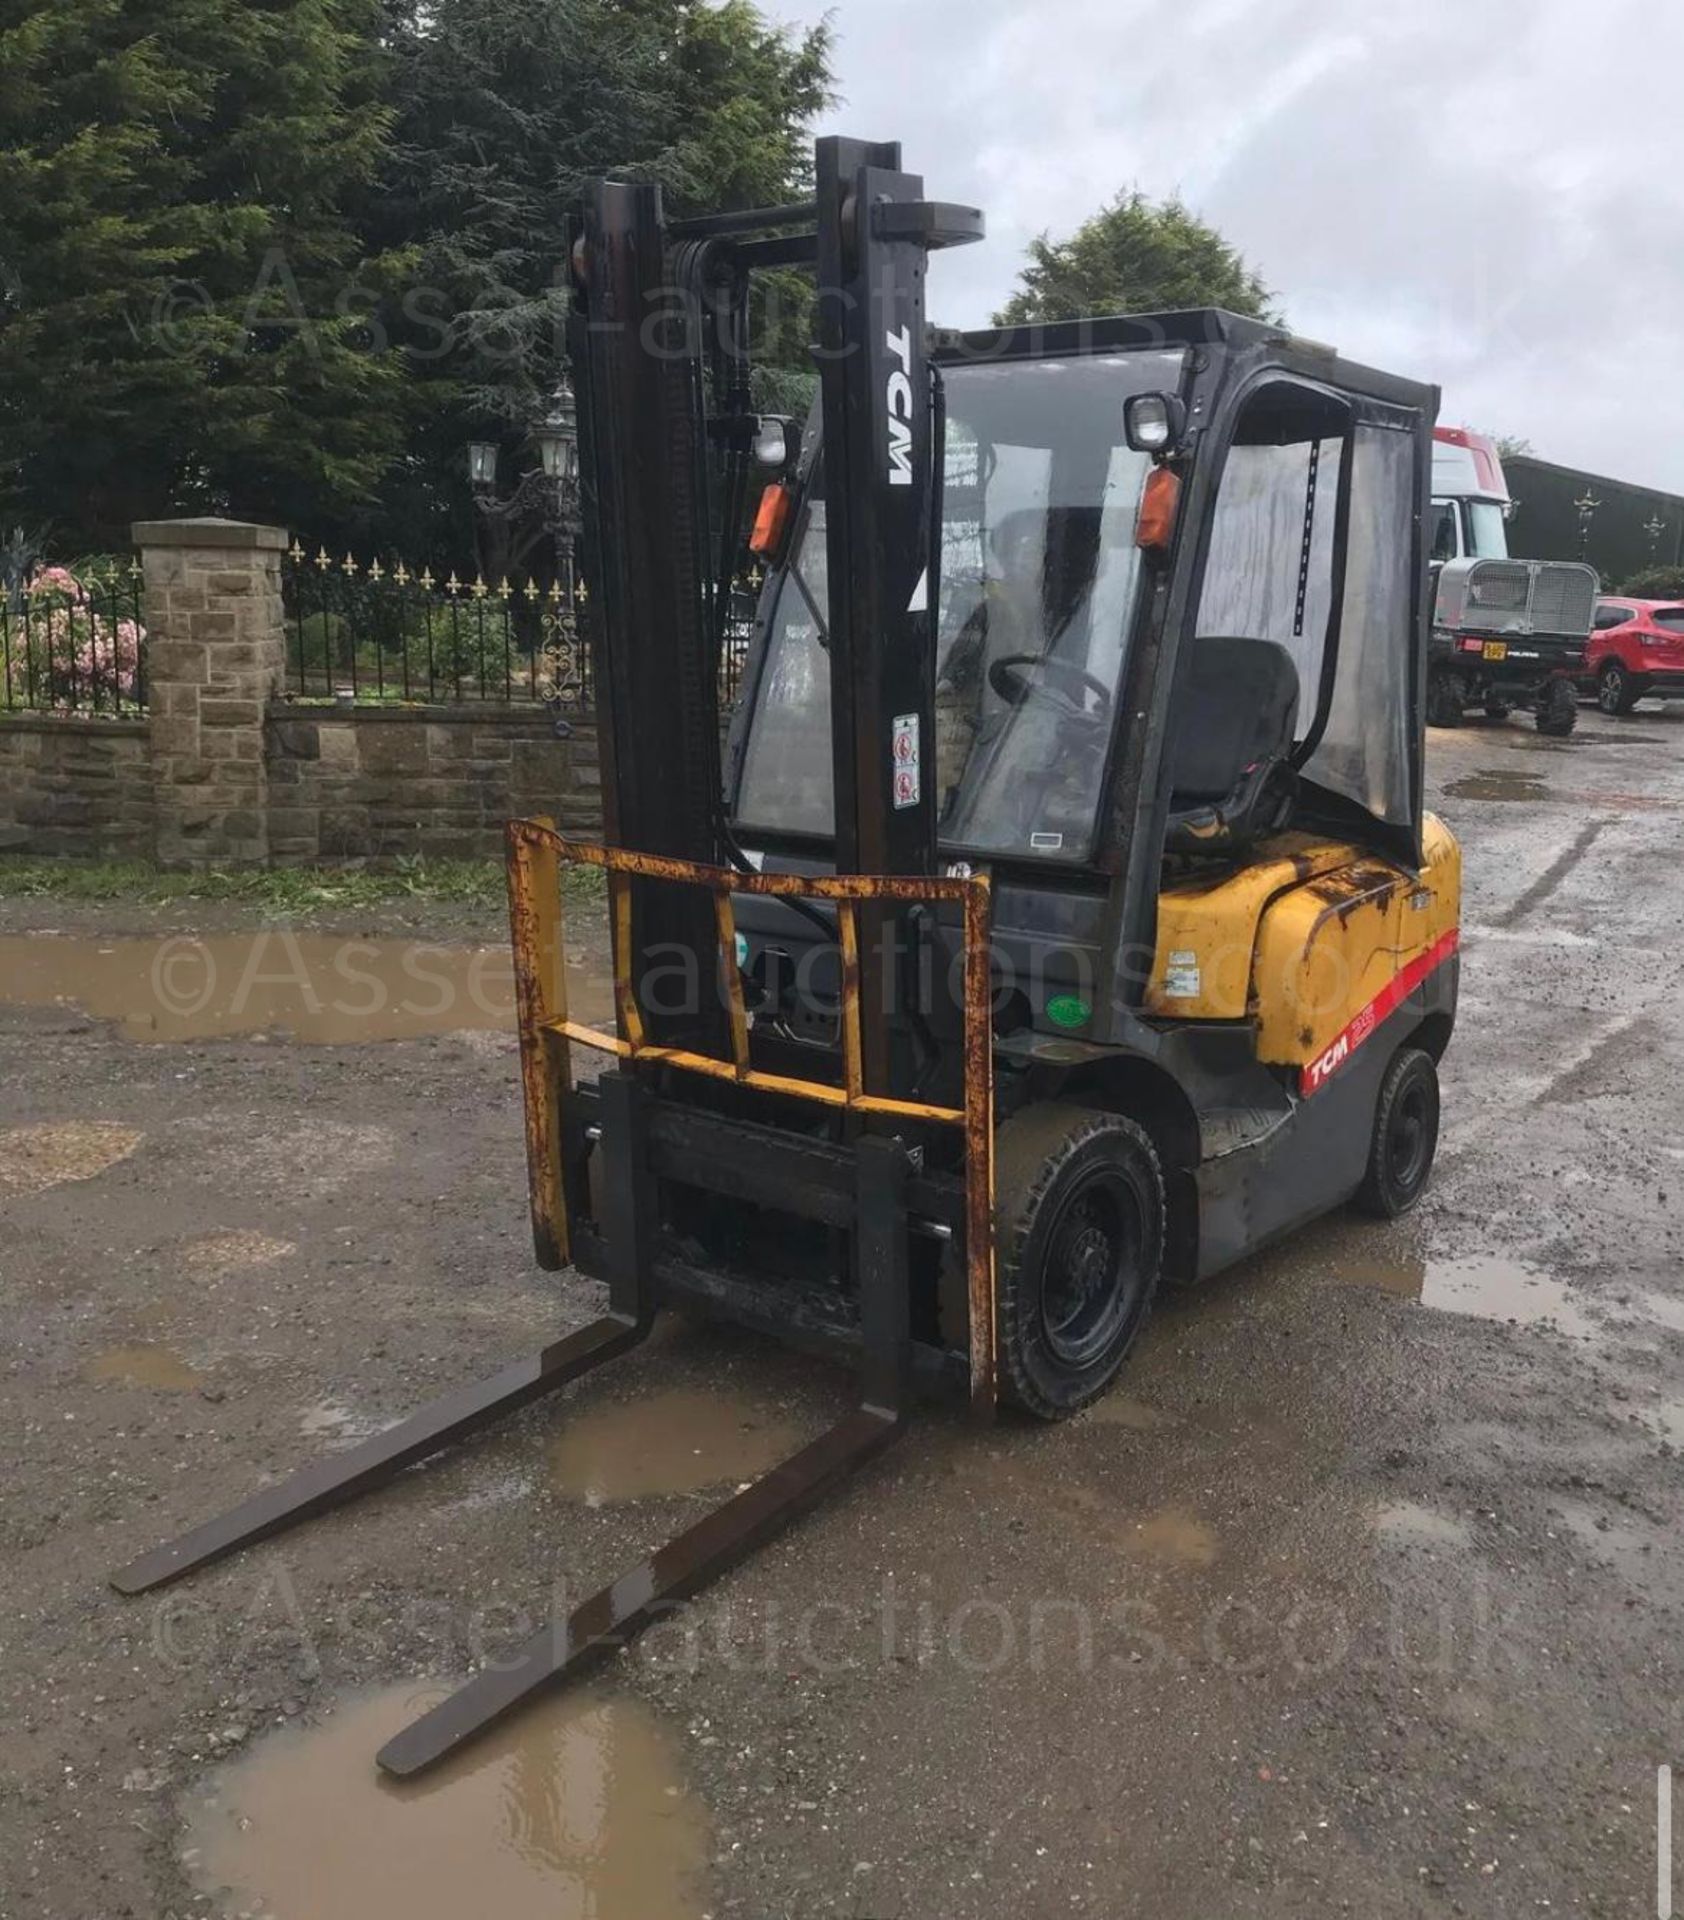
110 1315 645 1596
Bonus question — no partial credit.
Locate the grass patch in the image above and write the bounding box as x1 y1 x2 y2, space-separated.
0 853 606 911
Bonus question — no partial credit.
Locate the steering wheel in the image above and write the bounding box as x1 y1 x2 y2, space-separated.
988 653 1112 727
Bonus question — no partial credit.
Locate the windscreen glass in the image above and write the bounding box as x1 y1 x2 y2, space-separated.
1652 608 1684 633
733 349 1187 859
1466 499 1510 559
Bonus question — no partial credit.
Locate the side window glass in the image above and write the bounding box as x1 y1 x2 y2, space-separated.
1429 501 1460 562
1196 391 1346 738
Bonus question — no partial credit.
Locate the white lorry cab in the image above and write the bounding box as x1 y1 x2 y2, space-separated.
1431 426 1512 561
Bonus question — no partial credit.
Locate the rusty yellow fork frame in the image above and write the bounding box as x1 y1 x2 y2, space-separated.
506 818 998 1412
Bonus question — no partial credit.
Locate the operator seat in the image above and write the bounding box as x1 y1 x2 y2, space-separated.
1164 636 1301 857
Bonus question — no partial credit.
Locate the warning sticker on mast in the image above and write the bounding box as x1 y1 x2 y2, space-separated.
891 713 921 810
1300 929 1460 1096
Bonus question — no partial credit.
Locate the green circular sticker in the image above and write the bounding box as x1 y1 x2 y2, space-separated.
1045 993 1091 1030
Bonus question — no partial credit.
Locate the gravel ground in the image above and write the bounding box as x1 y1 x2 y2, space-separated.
3 705 1683 1917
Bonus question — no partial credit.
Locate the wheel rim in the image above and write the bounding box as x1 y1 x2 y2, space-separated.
1600 668 1622 713
1386 1080 1433 1196
1039 1170 1144 1369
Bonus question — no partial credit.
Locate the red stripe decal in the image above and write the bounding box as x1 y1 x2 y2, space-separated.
1299 928 1460 1097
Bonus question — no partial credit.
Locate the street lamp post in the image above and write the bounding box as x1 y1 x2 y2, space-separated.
1645 512 1667 567
1574 489 1601 562
531 375 582 611
464 373 583 591
467 440 499 493
530 374 587 727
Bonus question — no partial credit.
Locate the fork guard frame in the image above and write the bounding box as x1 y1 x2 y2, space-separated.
506 816 999 1414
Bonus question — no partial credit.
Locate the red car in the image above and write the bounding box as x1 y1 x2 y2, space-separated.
1585 597 1684 713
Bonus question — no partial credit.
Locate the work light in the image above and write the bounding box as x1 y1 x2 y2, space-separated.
752 416 799 471
1123 393 1185 456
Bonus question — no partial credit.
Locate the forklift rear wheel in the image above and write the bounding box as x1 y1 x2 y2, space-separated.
994 1104 1164 1419
1356 1047 1440 1219
1597 661 1640 716
1483 698 1512 720
1426 672 1463 728
1535 678 1578 737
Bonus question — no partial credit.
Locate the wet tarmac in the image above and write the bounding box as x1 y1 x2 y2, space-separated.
4 700 1684 1916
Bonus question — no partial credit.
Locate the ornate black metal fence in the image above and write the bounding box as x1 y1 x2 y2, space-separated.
283 545 593 709
0 562 147 715
282 544 761 715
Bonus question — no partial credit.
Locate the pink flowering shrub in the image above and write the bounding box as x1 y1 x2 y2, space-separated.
2 564 145 710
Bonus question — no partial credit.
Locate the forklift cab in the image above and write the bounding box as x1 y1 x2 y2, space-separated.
727 317 1449 1051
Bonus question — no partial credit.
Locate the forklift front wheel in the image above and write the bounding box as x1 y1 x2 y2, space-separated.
1355 1047 1440 1219
994 1105 1165 1420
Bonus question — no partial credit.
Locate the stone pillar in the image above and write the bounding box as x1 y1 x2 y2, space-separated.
132 517 287 867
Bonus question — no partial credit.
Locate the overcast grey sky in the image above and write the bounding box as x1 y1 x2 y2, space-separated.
773 0 1684 494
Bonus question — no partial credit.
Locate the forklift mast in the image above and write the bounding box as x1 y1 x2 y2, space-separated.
566 141 981 1083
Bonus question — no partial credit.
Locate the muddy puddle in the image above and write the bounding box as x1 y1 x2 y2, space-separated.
85 1342 204 1391
180 1682 709 1920
1444 769 1550 803
0 930 612 1042
549 1387 802 1505
1334 1246 1594 1337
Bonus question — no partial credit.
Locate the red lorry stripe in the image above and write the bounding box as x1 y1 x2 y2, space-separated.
1298 928 1460 1097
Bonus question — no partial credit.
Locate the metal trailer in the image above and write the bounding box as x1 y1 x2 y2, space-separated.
1428 555 1599 732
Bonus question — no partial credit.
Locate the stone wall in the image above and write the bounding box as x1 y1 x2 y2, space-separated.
0 520 608 868
265 705 602 862
0 715 153 857
135 518 287 867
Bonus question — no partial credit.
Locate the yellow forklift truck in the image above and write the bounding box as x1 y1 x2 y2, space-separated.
112 135 1461 1776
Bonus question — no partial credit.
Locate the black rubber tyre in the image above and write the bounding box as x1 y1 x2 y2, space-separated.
1355 1047 1440 1219
1426 671 1463 728
1535 676 1578 737
1597 661 1640 716
994 1103 1164 1420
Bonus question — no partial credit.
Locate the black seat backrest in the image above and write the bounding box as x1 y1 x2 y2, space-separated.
1170 637 1301 804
